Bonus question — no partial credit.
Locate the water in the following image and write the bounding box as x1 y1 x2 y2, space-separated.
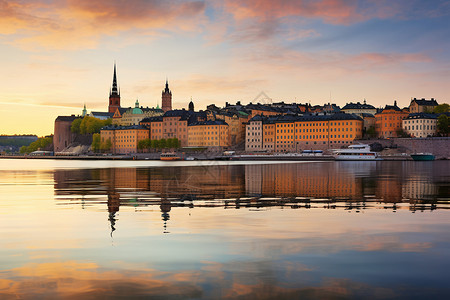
0 159 449 299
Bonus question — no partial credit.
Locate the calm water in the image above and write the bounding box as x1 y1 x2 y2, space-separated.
0 159 449 299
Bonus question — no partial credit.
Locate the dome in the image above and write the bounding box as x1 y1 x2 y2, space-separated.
132 99 143 114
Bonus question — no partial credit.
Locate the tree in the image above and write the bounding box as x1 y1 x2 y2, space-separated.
91 133 101 152
19 136 53 154
100 139 112 152
434 103 450 114
365 126 376 139
71 118 82 133
159 138 167 149
396 128 411 138
437 114 449 136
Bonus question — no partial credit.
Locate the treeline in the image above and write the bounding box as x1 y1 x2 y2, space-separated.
71 116 111 134
0 135 37 147
19 136 53 154
138 138 181 150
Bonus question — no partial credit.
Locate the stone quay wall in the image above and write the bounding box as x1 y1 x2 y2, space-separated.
356 138 450 159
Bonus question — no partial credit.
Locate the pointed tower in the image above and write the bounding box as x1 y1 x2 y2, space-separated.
108 63 121 113
161 79 172 112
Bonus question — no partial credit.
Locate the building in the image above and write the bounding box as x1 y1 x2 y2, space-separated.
375 101 409 138
245 113 364 152
402 113 438 138
341 101 376 116
409 98 438 114
140 109 207 147
115 100 164 126
188 120 230 148
54 115 80 152
108 63 121 113
161 79 172 112
100 125 149 154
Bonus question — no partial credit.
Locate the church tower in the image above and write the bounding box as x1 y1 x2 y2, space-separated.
108 63 121 113
161 79 172 112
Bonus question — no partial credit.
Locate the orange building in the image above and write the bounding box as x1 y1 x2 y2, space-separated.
246 114 364 152
140 110 207 147
188 120 230 148
101 125 149 154
375 101 409 138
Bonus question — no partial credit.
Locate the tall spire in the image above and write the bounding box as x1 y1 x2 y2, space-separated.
111 63 119 96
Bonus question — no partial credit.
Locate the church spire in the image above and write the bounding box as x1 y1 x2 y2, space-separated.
111 63 119 96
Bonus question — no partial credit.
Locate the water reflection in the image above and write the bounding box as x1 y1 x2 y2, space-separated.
1 161 449 299
53 161 449 213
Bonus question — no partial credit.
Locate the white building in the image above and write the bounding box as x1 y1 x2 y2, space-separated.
402 113 437 138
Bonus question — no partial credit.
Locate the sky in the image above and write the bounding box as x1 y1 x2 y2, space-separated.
0 0 449 136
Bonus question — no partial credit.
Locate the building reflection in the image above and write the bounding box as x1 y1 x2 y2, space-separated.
53 162 446 232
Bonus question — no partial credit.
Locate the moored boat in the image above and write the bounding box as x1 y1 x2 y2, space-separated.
160 152 180 161
332 144 381 161
410 153 435 161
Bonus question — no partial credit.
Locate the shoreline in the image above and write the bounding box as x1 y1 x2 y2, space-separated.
0 154 436 161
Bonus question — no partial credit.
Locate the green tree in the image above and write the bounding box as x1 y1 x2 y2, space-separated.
159 138 167 149
20 136 53 154
365 126 376 139
91 133 101 152
434 103 450 114
437 114 449 136
71 118 82 133
100 139 112 152
396 128 411 138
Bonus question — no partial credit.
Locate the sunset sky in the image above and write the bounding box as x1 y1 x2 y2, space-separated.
1 0 449 136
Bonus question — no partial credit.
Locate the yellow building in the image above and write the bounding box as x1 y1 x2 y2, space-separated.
101 125 149 154
246 114 364 152
188 120 230 148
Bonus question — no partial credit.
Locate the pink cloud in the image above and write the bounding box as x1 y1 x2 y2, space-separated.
1 0 206 50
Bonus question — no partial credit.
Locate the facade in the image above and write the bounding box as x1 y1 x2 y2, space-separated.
140 109 207 147
54 115 80 152
188 120 230 148
101 125 149 154
375 101 409 138
409 98 438 113
108 63 121 113
341 101 376 116
214 111 247 146
161 79 172 112
115 100 164 126
245 115 264 151
245 114 364 152
402 113 438 138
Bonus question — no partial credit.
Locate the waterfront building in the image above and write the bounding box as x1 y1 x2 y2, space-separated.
100 125 149 154
409 98 438 113
245 113 364 152
245 115 264 151
375 101 409 138
341 101 376 116
361 113 376 133
54 115 80 152
108 63 121 113
402 113 438 138
188 120 230 148
214 111 248 146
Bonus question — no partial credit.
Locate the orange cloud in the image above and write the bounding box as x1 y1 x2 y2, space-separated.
223 0 403 25
1 0 206 50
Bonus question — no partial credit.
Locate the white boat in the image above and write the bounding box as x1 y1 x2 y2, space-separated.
332 144 381 161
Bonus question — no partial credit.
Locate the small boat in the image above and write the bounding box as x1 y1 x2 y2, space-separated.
332 144 381 161
160 152 180 161
410 153 435 161
185 156 195 161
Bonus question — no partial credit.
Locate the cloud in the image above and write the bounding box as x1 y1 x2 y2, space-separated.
1 0 206 50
